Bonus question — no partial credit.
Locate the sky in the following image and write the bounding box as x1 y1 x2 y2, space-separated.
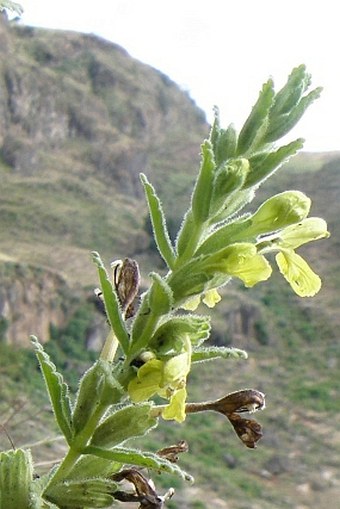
16 0 340 152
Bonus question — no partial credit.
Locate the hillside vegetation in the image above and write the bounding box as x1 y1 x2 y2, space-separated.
0 14 339 509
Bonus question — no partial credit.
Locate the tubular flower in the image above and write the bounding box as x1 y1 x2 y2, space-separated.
258 217 330 297
128 336 191 423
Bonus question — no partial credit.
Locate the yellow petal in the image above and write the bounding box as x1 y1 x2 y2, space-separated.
128 359 163 402
278 217 330 249
162 387 187 423
181 295 201 311
275 250 321 297
225 250 272 287
163 352 191 387
202 288 222 308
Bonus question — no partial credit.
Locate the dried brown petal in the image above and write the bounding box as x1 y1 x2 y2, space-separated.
185 389 265 448
112 258 141 318
111 468 165 508
185 389 265 416
156 440 189 463
213 389 265 415
227 412 263 448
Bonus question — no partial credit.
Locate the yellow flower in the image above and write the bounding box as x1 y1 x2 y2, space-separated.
276 218 330 249
219 244 272 287
275 250 321 297
202 288 222 308
128 336 191 423
162 387 187 423
128 359 164 402
257 217 329 297
182 288 222 311
181 295 201 311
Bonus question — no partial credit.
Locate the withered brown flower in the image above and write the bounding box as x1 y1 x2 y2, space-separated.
185 389 265 448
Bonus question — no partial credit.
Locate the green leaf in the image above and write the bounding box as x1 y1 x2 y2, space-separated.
148 272 174 316
264 87 322 142
237 79 275 155
244 138 304 188
191 346 248 363
191 140 216 223
209 105 221 150
149 315 211 355
269 65 311 117
45 478 117 508
31 336 73 443
167 255 213 303
83 446 194 482
0 449 33 509
196 217 253 256
175 209 195 258
140 174 176 269
91 403 158 449
65 455 121 481
72 360 123 435
214 123 238 164
92 251 130 354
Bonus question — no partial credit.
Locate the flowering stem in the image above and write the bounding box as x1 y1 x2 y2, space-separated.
45 401 109 490
175 222 205 267
99 330 118 363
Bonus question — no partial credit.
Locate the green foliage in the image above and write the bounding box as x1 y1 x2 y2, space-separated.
31 336 74 443
0 449 34 509
0 317 8 341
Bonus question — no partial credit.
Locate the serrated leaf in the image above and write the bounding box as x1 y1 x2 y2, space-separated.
92 251 130 354
0 449 33 509
45 478 117 508
140 174 176 269
191 346 248 363
91 403 158 449
31 336 73 443
84 446 194 482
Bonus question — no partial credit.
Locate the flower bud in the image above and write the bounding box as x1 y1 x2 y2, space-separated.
210 158 249 218
250 190 311 234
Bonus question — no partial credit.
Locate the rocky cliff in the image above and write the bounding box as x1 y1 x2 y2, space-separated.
0 14 208 345
0 260 70 346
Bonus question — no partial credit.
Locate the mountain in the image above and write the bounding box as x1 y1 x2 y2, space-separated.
0 12 207 281
0 13 340 509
